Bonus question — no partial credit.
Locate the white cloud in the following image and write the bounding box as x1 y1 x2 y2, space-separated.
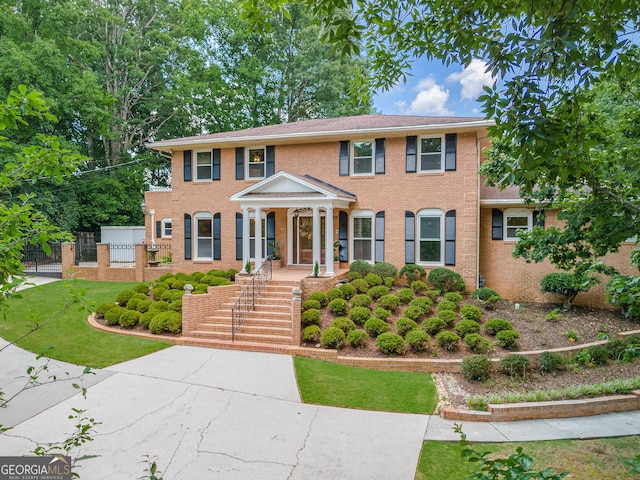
448 59 495 101
406 77 452 116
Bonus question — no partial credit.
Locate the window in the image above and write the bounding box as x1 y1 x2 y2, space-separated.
352 211 374 262
195 150 212 181
417 209 444 264
504 208 532 241
247 147 266 179
194 212 213 259
352 141 374 175
419 136 444 172
161 218 172 238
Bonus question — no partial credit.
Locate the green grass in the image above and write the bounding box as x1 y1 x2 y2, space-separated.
416 436 640 480
1 279 172 367
293 356 437 413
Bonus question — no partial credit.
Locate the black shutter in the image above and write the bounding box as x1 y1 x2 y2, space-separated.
406 136 417 173
184 213 192 260
492 209 503 240
375 138 385 174
235 212 243 260
266 146 275 177
213 213 221 260
184 150 192 182
533 210 545 228
266 212 276 255
405 211 415 264
339 211 348 262
375 211 385 262
445 133 457 171
235 147 244 180
339 141 349 176
212 148 221 181
445 210 456 266
156 221 162 239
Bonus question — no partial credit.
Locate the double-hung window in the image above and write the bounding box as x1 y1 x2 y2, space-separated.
247 147 266 179
352 211 374 262
352 141 374 175
504 208 532 241
195 212 213 259
161 218 172 238
419 136 444 172
417 209 444 264
195 150 212 181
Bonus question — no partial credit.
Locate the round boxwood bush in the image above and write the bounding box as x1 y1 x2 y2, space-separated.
326 288 345 302
194 284 208 294
115 290 135 305
455 319 481 337
149 301 170 314
377 294 400 312
461 305 483 322
372 261 397 279
484 318 514 336
409 297 433 314
411 280 428 295
328 298 349 315
373 307 391 322
302 299 321 311
428 267 466 293
321 327 346 349
401 305 424 321
149 311 182 334
406 329 430 352
351 294 373 308
461 355 492 381
396 317 418 337
345 272 362 282
422 317 447 335
308 291 328 306
105 306 126 325
399 264 426 283
331 317 357 334
437 300 457 312
537 351 565 374
96 302 117 317
139 311 154 327
436 331 461 351
464 333 493 354
375 332 405 356
169 300 182 312
496 329 521 350
303 325 321 342
302 308 321 326
436 309 457 325
338 283 357 300
423 289 440 300
499 354 530 377
443 292 463 304
384 277 395 288
397 288 415 304
133 283 150 294
349 259 372 277
119 309 141 328
367 285 389 299
364 317 391 337
364 273 383 287
136 298 152 313
348 306 372 325
347 329 369 348
472 287 500 303
350 278 370 294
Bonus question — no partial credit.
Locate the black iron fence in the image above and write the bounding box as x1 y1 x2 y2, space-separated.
22 243 62 277
147 243 172 268
75 243 97 266
231 257 272 341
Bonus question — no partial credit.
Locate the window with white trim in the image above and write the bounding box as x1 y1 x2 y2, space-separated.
417 209 444 265
418 136 444 172
351 140 374 175
504 208 532 241
194 212 213 259
195 150 212 181
351 210 374 262
247 147 266 179
161 218 172 238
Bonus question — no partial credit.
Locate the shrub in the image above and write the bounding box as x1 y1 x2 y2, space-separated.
444 292 463 304
139 311 154 327
428 267 465 292
119 309 141 328
472 287 500 304
149 311 182 334
606 338 629 361
423 289 440 300
397 288 415 304
484 318 514 336
302 299 321 311
95 302 117 317
347 329 369 348
325 288 345 302
606 275 640 320
455 319 481 337
384 277 395 288
411 280 428 295
344 272 362 282
422 317 447 335
364 317 391 337
163 289 180 301
364 273 383 287
464 333 493 354
331 317 357 334
372 261 397 279
406 329 430 352
461 355 492 381
321 327 346 349
349 259 372 277
351 294 373 308
115 290 135 305
399 264 426 283
437 300 457 312
210 277 232 286
436 331 461 351
575 345 608 366
545 309 563 322
169 300 182 312
461 305 483 322
373 307 391 321
396 317 418 337
105 306 125 325
367 285 389 299
375 332 405 355
496 329 521 350
541 272 593 310
338 283 357 300
377 294 400 312
149 301 170 313
226 268 238 280
409 297 433 314
308 291 328 306
499 354 530 377
350 278 370 294
401 305 424 321
303 325 321 342
538 351 565 374
348 306 371 325
133 283 150 294
301 308 321 326
136 299 152 313
436 309 457 325
327 298 349 315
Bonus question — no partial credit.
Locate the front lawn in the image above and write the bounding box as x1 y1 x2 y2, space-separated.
294 356 437 413
1 279 172 367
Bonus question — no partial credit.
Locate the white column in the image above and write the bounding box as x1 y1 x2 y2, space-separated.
324 206 334 276
242 207 250 272
149 209 156 248
312 206 321 275
254 206 263 271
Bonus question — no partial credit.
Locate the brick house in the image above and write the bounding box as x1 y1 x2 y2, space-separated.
144 114 637 306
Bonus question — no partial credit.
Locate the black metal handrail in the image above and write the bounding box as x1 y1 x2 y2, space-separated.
231 256 273 341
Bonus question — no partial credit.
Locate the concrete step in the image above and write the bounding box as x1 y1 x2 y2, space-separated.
196 322 291 336
192 330 294 345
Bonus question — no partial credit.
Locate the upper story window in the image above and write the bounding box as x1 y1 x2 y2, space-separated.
195 150 212 181
504 208 532 241
352 141 374 176
247 147 266 180
417 209 444 265
161 218 172 238
419 136 444 172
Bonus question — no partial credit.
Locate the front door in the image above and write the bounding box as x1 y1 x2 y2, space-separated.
292 214 325 265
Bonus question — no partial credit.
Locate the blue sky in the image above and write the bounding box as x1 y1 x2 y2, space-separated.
372 58 494 118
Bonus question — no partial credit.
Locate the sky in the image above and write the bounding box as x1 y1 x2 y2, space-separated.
372 58 495 118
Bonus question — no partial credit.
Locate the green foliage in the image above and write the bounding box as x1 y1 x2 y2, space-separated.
574 346 608 367
344 272 362 282
302 299 321 311
367 285 389 299
136 299 152 313
436 300 457 312
545 309 563 322
607 276 640 320
302 308 322 326
338 283 356 300
308 291 328 306
384 277 395 288
330 317 357 334
455 319 481 337
496 329 521 351
351 293 372 308
372 261 397 279
401 305 423 321
405 329 430 352
472 287 500 304
325 288 345 302
364 273 383 287
422 317 447 335
377 294 400 312
148 311 182 334
399 264 426 283
461 355 492 381
460 305 483 322
364 317 391 337
95 302 117 317
115 290 135 305
303 325 321 342
484 318 514 336
396 287 415 304
436 309 457 325
396 317 418 337
409 296 433 314
348 306 371 325
133 283 150 294
152 287 168 302
428 268 465 293
350 278 370 294
373 307 391 321
541 272 594 310
464 333 493 354
435 331 461 351
321 326 346 349
562 328 579 342
139 311 154 327
347 329 369 348
349 259 372 277
411 280 428 295
499 354 530 378
149 301 170 314
538 351 566 374
443 292 463 304
105 306 126 326
119 309 141 328
375 332 405 356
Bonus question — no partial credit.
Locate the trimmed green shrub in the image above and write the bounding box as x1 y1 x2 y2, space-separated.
396 317 418 337
401 305 424 321
472 287 500 303
436 309 457 325
136 298 152 313
169 300 182 313
496 329 521 350
303 325 321 342
119 309 141 328
105 306 126 325
377 294 400 312
350 278 370 294
351 294 373 308
397 288 415 304
364 273 383 287
328 298 349 315
464 333 493 354
172 279 187 291
226 268 238 280
538 351 565 374
348 306 371 325
367 285 389 299
399 264 426 283
455 319 481 337
484 318 514 336
133 283 150 294
373 307 391 322
302 308 322 326
409 297 433 314
96 302 117 317
149 301 170 313
575 345 608 366
115 290 135 305
461 305 483 322
344 271 362 282
499 354 530 377
372 261 397 279
347 329 369 348
375 332 405 355
308 291 328 306
444 292 463 304
338 283 357 300
321 327 346 349
326 288 345 301
422 317 447 335
437 300 457 312
139 311 154 327
149 311 182 334
424 289 440 300
384 277 395 288
210 277 232 286
406 329 430 352
194 284 208 295
163 289 180 301
349 259 372 277
461 355 492 381
436 331 461 351
331 317 357 334
428 267 466 292
541 272 592 310
411 280 428 295
364 317 391 337
302 299 321 311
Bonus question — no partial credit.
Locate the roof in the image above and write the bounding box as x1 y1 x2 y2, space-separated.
147 114 494 152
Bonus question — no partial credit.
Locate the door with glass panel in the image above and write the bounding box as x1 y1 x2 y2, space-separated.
292 213 325 264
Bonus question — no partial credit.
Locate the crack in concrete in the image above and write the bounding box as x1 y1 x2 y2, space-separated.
179 349 219 382
197 450 295 469
287 405 319 480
